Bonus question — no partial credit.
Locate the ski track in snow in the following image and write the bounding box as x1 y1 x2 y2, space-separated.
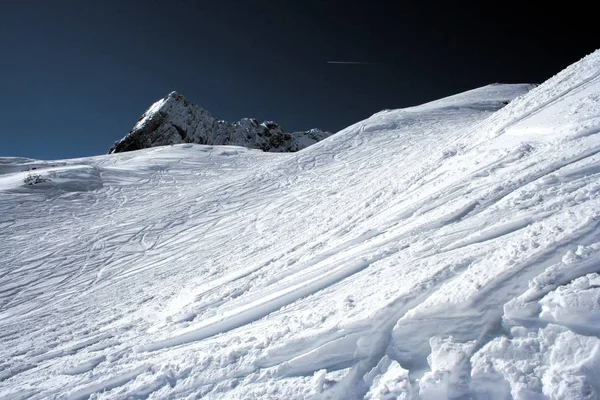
2 51 600 399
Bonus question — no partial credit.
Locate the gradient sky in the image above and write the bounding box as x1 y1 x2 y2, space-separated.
1 1 597 159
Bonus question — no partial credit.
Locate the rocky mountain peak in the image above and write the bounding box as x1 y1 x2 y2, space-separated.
109 93 331 153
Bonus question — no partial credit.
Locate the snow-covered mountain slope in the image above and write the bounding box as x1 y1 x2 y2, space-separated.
1 50 600 399
108 92 331 153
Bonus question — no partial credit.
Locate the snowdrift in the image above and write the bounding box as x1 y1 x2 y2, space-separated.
1 51 600 399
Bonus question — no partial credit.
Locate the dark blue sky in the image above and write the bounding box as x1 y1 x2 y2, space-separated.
1 1 597 159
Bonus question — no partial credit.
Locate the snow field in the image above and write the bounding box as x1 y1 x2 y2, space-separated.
1 51 600 399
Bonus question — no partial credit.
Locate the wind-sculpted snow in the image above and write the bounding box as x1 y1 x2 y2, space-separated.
108 92 331 153
1 51 600 399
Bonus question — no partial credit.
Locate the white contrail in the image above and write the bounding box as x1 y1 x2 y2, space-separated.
327 61 381 65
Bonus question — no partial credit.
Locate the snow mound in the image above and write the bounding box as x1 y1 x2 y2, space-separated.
108 92 331 153
2 50 600 399
0 162 102 193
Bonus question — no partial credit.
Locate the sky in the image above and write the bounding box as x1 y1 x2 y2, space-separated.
1 1 597 159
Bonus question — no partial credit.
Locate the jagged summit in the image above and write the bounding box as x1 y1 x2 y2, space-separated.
109 92 331 153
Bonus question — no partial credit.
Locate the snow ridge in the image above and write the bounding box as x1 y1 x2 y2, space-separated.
108 92 331 153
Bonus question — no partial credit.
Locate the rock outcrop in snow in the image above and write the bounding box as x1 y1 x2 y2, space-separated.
109 92 331 153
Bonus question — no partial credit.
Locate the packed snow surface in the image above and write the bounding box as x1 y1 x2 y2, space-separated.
2 51 600 399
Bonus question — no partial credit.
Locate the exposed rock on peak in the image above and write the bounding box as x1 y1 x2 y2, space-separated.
109 93 331 153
